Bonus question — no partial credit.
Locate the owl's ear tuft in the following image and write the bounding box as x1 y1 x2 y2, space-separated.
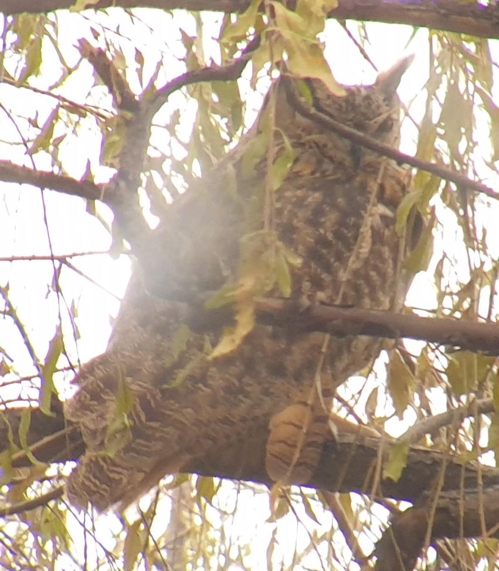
375 55 414 99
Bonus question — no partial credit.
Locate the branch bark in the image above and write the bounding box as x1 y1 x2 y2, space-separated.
4 395 499 553
375 492 499 571
255 298 499 356
0 161 102 201
1 0 498 40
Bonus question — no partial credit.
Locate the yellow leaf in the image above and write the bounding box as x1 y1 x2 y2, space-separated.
271 130 295 191
210 296 255 359
446 351 496 396
19 411 45 466
387 350 414 419
403 218 433 274
488 413 499 465
275 251 292 297
269 482 289 519
0 450 14 486
17 35 42 84
29 107 59 155
285 40 345 97
124 520 143 571
493 376 499 410
383 441 409 482
70 0 100 11
40 328 63 416
221 0 260 43
281 243 302 268
272 2 309 36
300 490 320 524
196 476 217 505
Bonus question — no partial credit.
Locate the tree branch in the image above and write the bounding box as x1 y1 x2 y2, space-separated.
375 491 499 571
0 0 498 40
150 35 259 114
399 399 495 446
284 80 498 201
254 298 499 356
78 39 139 112
0 161 102 201
0 487 63 517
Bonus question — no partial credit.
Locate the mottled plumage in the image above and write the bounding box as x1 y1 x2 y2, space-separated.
65 57 416 511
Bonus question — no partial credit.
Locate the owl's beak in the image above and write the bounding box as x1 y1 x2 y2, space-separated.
375 54 415 98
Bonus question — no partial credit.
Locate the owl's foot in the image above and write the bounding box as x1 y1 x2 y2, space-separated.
265 401 330 485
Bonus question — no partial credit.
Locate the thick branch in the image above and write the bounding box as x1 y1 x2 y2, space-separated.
0 161 102 201
255 298 499 355
375 492 499 571
1 0 498 40
5 397 499 553
78 39 138 112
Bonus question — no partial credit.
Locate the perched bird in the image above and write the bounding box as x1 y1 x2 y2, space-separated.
65 55 417 511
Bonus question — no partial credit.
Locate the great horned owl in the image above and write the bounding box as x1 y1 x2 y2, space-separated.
65 56 416 511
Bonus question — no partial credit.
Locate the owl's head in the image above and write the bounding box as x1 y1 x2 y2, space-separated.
304 55 414 145
272 55 413 151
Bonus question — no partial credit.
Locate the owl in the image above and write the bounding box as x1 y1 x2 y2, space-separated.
65 55 416 511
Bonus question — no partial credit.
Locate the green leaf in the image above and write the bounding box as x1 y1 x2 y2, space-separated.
489 413 499 465
40 328 63 416
19 410 44 466
249 39 272 90
171 353 204 388
210 294 255 359
104 377 134 456
285 39 344 97
396 190 421 236
115 376 134 417
270 130 295 191
29 107 59 156
0 450 15 486
494 375 499 410
12 14 38 50
271 2 344 96
241 131 268 178
387 350 414 419
296 0 338 35
38 505 70 550
70 0 100 11
446 351 496 396
383 441 409 482
275 251 292 297
101 116 127 166
221 0 260 44
171 324 191 361
17 35 43 84
196 476 217 506
337 493 354 521
403 217 433 274
281 243 303 268
205 282 238 310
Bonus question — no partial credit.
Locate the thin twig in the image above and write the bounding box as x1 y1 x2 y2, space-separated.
0 250 111 262
398 399 495 445
0 486 63 517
